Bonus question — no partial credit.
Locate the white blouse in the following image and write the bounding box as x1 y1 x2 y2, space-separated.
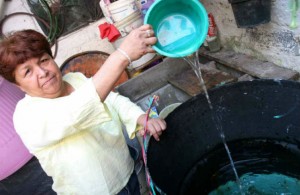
14 73 144 194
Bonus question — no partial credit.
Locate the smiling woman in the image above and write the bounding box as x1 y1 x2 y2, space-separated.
0 25 166 194
13 53 66 98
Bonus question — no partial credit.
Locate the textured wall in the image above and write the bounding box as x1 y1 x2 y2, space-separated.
201 0 300 72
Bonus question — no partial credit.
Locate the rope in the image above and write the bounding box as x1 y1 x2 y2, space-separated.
141 95 162 195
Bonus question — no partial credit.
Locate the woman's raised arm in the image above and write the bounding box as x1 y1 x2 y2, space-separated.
92 24 157 101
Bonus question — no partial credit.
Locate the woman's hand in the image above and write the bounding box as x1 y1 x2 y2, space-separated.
92 24 157 102
119 24 157 62
137 114 167 141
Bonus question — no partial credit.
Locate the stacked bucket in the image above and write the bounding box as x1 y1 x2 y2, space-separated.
100 0 156 70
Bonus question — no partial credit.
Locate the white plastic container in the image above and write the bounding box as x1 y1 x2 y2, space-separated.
100 0 156 70
114 11 143 37
100 0 140 23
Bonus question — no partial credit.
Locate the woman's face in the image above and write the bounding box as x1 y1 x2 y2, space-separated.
14 53 64 98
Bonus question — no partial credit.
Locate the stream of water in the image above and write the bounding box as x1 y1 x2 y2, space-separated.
183 51 244 195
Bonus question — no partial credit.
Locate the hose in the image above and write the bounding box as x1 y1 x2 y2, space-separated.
0 12 58 58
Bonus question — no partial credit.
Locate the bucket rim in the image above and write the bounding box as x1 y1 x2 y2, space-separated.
144 0 209 57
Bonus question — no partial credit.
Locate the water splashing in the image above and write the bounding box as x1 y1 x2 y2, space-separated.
184 51 244 195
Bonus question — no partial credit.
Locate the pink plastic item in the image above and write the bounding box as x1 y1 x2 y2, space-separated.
141 0 155 18
0 77 32 180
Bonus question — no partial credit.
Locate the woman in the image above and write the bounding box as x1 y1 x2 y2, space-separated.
0 24 166 194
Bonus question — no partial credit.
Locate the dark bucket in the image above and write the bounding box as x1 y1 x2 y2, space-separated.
228 0 271 28
147 79 300 194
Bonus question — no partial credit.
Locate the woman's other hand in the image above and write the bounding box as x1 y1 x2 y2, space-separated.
137 115 167 141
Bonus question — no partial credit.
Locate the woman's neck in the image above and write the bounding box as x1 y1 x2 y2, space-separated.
60 81 74 97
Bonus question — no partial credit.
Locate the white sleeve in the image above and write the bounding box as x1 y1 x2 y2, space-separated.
106 92 145 139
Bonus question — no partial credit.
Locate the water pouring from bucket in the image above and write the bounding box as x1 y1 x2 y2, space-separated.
144 0 209 58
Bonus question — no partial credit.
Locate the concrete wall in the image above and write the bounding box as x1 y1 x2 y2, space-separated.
201 0 300 72
1 0 299 72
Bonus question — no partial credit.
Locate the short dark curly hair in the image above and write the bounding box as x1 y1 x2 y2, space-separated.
0 30 52 82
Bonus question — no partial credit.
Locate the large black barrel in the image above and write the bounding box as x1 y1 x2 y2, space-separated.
147 79 300 194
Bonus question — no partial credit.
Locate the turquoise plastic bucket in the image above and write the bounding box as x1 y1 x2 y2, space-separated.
144 0 209 58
